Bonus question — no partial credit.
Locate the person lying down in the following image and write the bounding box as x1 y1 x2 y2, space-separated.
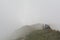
8 23 60 40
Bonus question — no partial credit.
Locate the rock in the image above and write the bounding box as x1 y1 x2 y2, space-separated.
43 24 51 30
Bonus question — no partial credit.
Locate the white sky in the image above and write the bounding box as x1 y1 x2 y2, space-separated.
0 0 60 40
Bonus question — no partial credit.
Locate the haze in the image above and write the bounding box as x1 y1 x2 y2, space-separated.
0 0 60 40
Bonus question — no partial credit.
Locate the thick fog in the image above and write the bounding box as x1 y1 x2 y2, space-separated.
0 0 22 40
21 0 60 29
0 0 60 40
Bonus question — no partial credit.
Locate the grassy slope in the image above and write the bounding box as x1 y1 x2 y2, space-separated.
25 29 60 40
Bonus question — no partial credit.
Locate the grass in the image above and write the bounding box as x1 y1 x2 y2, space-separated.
25 29 60 40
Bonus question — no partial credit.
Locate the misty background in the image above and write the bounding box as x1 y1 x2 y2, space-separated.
0 0 60 40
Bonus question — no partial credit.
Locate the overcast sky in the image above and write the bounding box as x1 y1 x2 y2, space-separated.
0 0 60 40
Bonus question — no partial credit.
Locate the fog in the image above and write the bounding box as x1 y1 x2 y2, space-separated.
0 0 60 40
0 0 22 40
